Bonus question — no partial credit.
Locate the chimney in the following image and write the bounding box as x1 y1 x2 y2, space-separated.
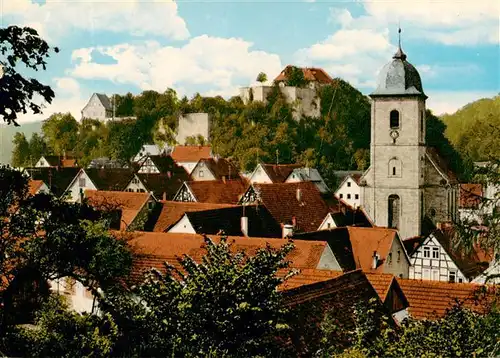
372 251 379 269
162 192 167 201
296 188 302 202
241 216 249 237
282 224 294 239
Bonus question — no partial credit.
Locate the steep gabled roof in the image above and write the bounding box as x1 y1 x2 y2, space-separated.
182 205 281 238
426 147 459 184
85 168 135 191
249 182 330 232
171 145 211 162
38 155 78 168
153 201 237 232
136 172 189 201
85 190 151 230
294 227 406 274
187 179 248 204
431 228 491 279
293 229 357 271
128 232 329 282
25 167 80 198
260 164 302 183
459 183 483 209
397 279 495 319
274 66 333 84
95 93 112 110
27 180 46 196
139 155 186 174
195 158 240 180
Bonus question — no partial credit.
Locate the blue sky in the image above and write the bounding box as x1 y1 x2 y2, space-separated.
1 0 499 123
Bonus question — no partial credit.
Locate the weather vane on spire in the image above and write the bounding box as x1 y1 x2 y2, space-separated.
398 22 402 49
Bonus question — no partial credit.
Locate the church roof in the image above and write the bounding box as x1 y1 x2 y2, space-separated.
371 46 426 98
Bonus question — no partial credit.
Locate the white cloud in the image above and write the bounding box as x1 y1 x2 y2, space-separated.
295 28 394 88
14 77 86 124
69 35 283 98
3 0 189 42
426 90 499 115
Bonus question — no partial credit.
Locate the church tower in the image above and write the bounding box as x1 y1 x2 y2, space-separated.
361 33 428 240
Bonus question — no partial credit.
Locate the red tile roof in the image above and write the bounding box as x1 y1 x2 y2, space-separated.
259 164 302 183
188 179 248 204
274 66 333 84
28 180 45 196
85 190 150 230
365 272 396 302
397 279 496 319
195 158 240 180
279 269 343 291
171 146 211 163
153 201 237 232
251 182 330 232
347 227 399 273
459 183 483 209
127 232 328 282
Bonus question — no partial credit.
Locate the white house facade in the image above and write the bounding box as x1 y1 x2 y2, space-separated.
81 93 113 121
63 170 97 202
132 144 170 163
190 160 217 181
124 174 148 193
285 168 330 194
408 233 468 283
167 214 197 234
334 174 362 208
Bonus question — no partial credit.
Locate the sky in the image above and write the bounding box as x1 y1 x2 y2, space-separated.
1 0 499 124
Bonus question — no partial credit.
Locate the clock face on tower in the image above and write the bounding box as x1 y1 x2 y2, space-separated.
390 130 399 140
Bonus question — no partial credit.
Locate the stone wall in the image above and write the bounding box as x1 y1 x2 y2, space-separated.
176 113 211 145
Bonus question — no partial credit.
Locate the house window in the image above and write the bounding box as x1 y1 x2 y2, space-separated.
397 250 401 263
132 178 139 184
387 252 392 264
458 278 463 283
339 194 343 199
388 194 400 229
78 177 86 187
347 182 351 187
390 109 400 129
199 170 204 178
423 246 430 258
327 223 331 229
347 194 351 199
388 158 402 178
449 271 456 283
432 247 439 259
147 201 154 210
355 194 359 199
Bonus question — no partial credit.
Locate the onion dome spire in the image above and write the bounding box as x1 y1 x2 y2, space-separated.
393 26 407 61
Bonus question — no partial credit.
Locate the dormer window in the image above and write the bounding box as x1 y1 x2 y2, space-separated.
390 110 400 129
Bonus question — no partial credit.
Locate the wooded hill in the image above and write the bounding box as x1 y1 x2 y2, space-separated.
441 95 500 163
9 73 470 186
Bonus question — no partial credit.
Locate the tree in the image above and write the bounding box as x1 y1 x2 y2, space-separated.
11 132 30 167
284 66 308 88
104 236 295 357
0 166 134 328
28 132 48 164
41 112 78 155
256 72 268 83
0 26 59 126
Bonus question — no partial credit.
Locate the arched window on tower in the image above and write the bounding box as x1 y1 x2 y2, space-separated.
388 157 402 178
390 110 400 129
420 110 425 142
388 194 400 229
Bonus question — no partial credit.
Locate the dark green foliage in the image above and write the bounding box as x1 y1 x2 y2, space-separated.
0 26 58 125
441 95 500 162
426 110 474 181
284 66 309 88
0 166 133 328
28 132 47 164
41 112 79 155
2 294 118 357
104 236 295 357
256 72 268 83
11 132 30 167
